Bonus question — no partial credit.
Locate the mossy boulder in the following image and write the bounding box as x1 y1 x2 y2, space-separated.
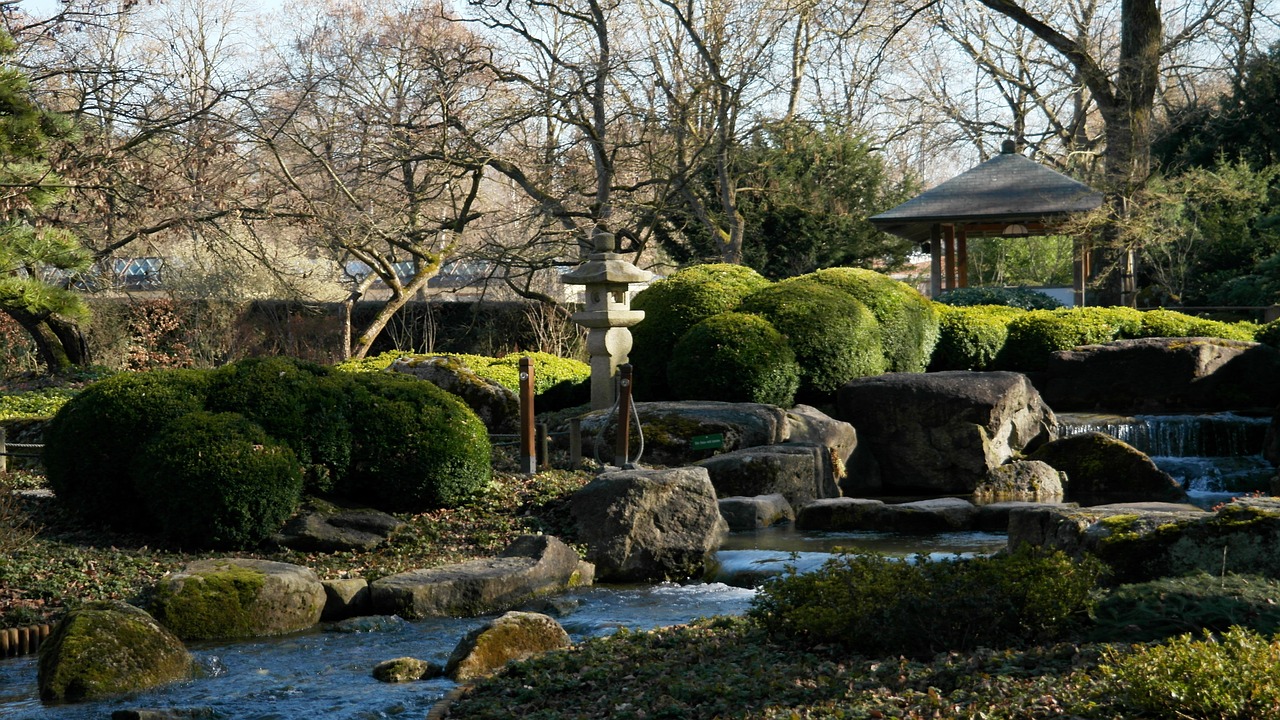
149 558 327 641
372 656 439 683
806 267 941 373
1028 432 1188 503
630 263 772 399
37 600 192 703
389 355 520 432
1008 498 1280 584
445 611 571 682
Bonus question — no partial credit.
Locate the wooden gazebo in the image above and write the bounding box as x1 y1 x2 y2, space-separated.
870 140 1104 305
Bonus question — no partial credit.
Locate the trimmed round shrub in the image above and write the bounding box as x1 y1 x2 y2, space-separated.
928 304 1024 371
207 357 355 495
134 411 303 549
806 267 941 373
739 279 885 397
998 307 1130 371
667 312 801 406
936 286 1063 310
43 369 212 529
630 264 771 399
340 372 491 511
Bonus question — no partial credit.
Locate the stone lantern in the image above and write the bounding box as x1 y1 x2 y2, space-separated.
561 231 654 410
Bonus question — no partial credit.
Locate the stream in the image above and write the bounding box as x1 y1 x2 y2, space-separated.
1 412 1269 718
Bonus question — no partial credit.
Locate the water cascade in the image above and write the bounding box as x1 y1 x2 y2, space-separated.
1056 412 1274 503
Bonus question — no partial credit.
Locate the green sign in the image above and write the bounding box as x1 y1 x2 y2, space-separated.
689 433 725 451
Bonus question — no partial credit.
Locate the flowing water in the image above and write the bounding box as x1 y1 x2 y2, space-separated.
1056 412 1274 506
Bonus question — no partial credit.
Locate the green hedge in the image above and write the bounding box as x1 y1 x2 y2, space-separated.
805 267 940 373
928 304 1024 371
340 372 492 511
667 312 800 406
43 369 212 530
750 546 1105 658
936 286 1063 310
998 308 1132 370
135 411 303 549
337 350 589 395
740 279 885 397
630 264 772 399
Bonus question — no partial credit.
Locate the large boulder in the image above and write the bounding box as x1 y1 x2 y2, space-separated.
1003 499 1280 583
838 371 1057 495
974 460 1066 502
696 443 840 508
784 405 857 466
795 498 886 531
575 401 789 467
149 558 327 641
1039 337 1280 413
370 535 593 619
444 611 571 681
717 494 794 531
273 500 405 552
570 466 728 582
38 601 192 703
1028 432 1187 503
390 355 519 432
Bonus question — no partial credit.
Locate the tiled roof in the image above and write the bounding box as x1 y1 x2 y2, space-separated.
870 149 1103 243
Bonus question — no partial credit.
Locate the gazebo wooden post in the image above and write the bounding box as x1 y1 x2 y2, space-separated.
943 224 957 290
957 228 969 288
929 223 943 298
1073 237 1088 306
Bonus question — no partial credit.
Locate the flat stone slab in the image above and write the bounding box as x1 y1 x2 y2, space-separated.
876 497 978 533
976 501 1077 532
795 498 886 531
718 494 794 531
370 535 592 619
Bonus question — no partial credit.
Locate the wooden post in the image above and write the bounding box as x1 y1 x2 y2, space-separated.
536 423 549 471
956 228 969 288
614 363 633 468
943 224 957 290
0 427 6 473
518 357 537 475
929 223 943 298
569 418 582 470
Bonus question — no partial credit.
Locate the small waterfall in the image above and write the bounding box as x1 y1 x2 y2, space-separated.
1056 412 1274 498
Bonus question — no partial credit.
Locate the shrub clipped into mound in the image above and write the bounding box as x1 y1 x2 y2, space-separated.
928 304 1024 371
1090 573 1280 643
667 312 800 406
936 286 1063 310
340 372 491 511
1133 309 1257 341
43 369 212 529
739 279 885 397
207 356 353 495
134 411 303 549
336 350 590 408
806 267 940 372
630 264 772 399
750 546 1104 658
998 308 1129 370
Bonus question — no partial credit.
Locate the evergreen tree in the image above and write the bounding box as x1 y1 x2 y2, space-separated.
0 30 92 371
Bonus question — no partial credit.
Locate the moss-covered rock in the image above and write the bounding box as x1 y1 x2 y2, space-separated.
1090 573 1280 642
630 264 772 399
740 279 886 398
372 656 438 683
149 558 326 641
444 611 571 681
667 312 800 406
806 267 940 373
37 600 191 703
1027 432 1187 503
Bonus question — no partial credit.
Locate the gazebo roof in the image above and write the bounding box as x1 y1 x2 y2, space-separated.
870 143 1103 244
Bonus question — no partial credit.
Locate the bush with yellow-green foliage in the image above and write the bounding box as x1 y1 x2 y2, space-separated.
1135 308 1257 341
740 278 886 398
629 264 772 399
928 304 1024 371
805 267 940 373
997 308 1136 370
667 312 800 406
338 350 589 400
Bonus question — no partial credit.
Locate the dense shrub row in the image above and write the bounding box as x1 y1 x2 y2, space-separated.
43 357 491 548
633 264 939 404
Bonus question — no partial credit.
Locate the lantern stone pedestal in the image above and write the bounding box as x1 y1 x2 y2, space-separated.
562 235 654 410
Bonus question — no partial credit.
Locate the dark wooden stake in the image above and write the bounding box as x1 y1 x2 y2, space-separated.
519 357 537 475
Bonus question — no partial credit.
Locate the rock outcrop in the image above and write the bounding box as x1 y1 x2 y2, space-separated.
974 460 1066 502
149 558 327 641
999 499 1280 583
571 466 728 582
838 371 1057 494
784 405 857 465
370 535 593 619
575 401 789 467
717 494 794 531
37 601 192 703
1028 432 1187 503
696 443 840 508
320 578 370 621
273 501 405 552
444 611 571 681
1038 337 1280 413
391 355 519 432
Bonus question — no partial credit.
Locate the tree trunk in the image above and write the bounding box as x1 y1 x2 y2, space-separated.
349 271 438 360
2 308 90 372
